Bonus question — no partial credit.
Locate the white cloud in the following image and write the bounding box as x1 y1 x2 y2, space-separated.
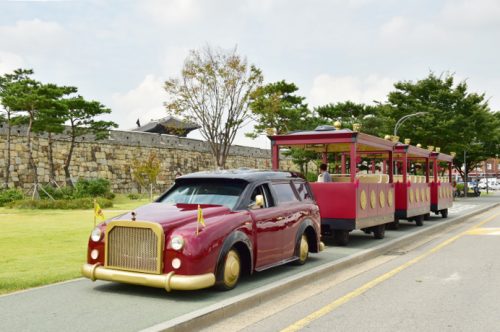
138 0 201 25
160 46 190 77
0 19 68 54
441 0 500 28
0 51 25 75
309 74 394 106
110 75 166 129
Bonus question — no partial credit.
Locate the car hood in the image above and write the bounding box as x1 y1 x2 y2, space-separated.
108 203 232 231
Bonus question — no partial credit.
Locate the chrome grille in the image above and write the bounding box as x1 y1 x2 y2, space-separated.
106 225 161 274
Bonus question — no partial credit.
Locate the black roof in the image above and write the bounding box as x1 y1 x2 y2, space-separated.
177 169 302 182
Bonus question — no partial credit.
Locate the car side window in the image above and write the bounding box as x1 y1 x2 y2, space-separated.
272 182 299 204
250 184 275 208
293 181 312 201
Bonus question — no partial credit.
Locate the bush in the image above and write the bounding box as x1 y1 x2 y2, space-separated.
127 193 140 200
7 197 113 210
39 185 74 200
74 178 113 199
0 188 25 207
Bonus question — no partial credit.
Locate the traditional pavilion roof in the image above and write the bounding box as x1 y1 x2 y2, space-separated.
132 116 200 137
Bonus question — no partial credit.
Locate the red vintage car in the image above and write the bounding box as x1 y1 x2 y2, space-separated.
82 170 323 292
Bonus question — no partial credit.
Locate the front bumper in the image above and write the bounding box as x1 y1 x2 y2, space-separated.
81 263 216 292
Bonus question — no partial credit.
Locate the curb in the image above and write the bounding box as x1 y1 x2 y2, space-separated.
141 202 500 332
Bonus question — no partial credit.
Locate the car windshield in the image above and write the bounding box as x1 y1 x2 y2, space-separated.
159 180 246 210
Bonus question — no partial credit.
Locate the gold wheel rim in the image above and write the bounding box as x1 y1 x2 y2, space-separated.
224 250 240 288
299 235 309 262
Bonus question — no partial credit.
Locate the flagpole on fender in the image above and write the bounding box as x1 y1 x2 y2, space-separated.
93 199 97 227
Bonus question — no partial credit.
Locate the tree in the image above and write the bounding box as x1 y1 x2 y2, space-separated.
165 45 263 168
247 80 312 137
0 70 68 197
385 73 500 181
32 85 77 186
61 96 117 186
315 101 391 137
131 152 161 200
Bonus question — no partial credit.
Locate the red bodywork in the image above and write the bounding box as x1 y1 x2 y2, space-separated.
269 129 396 232
86 200 321 277
429 152 454 213
393 144 432 219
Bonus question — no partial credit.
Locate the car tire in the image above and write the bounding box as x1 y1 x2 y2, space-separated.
388 218 400 230
441 209 448 218
216 248 241 291
333 230 350 246
424 213 430 220
294 234 309 265
415 215 424 226
373 224 386 239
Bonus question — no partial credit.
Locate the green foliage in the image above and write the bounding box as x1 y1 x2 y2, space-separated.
0 189 24 207
74 178 114 199
385 72 500 180
248 80 315 137
38 185 75 200
7 197 113 209
127 193 140 200
315 101 391 137
165 45 263 167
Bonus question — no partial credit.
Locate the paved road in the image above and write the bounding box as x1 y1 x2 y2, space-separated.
206 200 500 332
0 195 498 332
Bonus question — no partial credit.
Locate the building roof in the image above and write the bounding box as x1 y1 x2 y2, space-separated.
132 116 200 137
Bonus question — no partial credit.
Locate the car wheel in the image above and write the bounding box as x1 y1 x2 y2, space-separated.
333 230 350 246
423 213 430 220
294 234 309 265
216 248 241 291
373 224 385 239
415 215 424 226
441 209 448 218
387 217 400 230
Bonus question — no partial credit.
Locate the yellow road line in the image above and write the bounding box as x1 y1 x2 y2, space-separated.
465 228 500 235
281 213 500 332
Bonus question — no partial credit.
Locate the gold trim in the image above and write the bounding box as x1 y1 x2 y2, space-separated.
409 188 414 203
223 250 241 289
105 220 165 275
81 263 215 292
360 190 367 210
319 241 325 252
421 188 426 202
427 187 430 201
388 190 393 207
299 235 309 262
379 191 386 208
415 188 420 202
370 190 376 209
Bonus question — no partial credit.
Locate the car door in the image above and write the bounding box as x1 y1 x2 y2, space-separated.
249 183 288 270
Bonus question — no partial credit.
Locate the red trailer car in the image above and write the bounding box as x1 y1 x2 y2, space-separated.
429 151 454 218
269 125 396 246
391 143 432 229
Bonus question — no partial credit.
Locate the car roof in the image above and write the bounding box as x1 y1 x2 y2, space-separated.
177 168 302 183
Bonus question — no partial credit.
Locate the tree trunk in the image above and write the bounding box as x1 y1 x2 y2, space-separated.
26 113 39 199
63 128 76 187
3 111 11 189
47 131 56 186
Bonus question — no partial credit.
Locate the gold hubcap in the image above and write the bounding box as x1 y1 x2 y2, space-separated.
299 235 309 262
224 250 240 288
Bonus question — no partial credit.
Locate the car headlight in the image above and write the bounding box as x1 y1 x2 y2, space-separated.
91 227 102 242
170 235 185 251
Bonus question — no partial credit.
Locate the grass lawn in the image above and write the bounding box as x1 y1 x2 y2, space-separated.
0 196 151 295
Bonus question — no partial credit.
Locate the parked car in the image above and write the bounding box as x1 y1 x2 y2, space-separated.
82 169 323 292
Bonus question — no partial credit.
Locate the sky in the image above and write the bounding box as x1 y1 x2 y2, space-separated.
1 0 499 149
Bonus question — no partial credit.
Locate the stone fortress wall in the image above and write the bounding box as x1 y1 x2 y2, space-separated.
0 125 298 193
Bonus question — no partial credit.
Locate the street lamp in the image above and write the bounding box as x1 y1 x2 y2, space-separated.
393 112 427 137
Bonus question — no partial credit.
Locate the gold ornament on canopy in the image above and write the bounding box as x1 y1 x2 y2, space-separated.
353 123 362 132
427 145 434 151
404 138 411 145
450 152 456 158
333 120 342 129
435 147 441 153
416 143 422 148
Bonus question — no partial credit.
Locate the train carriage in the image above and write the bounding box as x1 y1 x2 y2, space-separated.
429 151 454 218
391 143 432 229
269 125 396 246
